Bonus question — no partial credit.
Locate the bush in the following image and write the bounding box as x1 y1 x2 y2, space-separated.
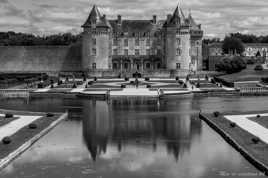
147 84 151 88
145 77 150 81
261 77 268 84
196 82 200 88
88 81 93 85
37 83 44 88
254 65 263 71
246 59 255 65
121 84 126 88
175 76 179 81
94 77 97 81
183 83 187 88
252 137 260 144
215 56 247 74
125 77 129 81
213 111 220 117
28 123 37 129
72 83 77 88
57 80 63 85
256 115 261 118
2 137 11 144
5 113 13 118
46 113 54 117
230 122 236 128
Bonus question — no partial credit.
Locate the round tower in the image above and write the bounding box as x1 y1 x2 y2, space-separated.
82 5 112 71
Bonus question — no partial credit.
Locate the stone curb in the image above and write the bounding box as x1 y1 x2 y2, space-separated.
0 112 68 170
199 113 268 176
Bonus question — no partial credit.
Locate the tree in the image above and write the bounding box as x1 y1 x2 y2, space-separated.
222 36 245 55
215 56 246 74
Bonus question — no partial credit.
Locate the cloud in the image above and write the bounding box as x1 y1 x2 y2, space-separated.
1 0 268 37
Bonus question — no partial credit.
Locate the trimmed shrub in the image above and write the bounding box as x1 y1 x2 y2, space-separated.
145 77 150 81
183 83 187 88
196 82 200 88
46 113 54 117
147 84 151 88
5 113 13 118
213 111 220 117
125 77 129 81
72 83 77 88
50 84 54 88
254 65 263 71
252 137 260 144
2 137 11 144
28 123 37 129
257 115 261 118
186 75 189 81
88 81 93 85
230 122 236 128
261 77 268 84
130 81 134 84
175 76 179 81
121 84 126 88
37 83 44 88
94 77 97 81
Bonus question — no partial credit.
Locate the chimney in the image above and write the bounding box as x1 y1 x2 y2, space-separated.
153 15 157 24
117 15 122 24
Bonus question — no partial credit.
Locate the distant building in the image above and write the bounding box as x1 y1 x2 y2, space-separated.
203 42 268 71
81 4 203 73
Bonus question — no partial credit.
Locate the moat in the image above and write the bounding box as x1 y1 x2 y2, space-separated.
0 96 267 178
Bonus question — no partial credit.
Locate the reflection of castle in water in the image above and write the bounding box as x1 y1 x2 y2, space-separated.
82 98 202 161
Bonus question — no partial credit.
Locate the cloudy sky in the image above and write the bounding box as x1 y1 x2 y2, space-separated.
0 0 268 38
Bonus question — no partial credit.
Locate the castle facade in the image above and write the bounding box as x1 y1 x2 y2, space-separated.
82 5 203 73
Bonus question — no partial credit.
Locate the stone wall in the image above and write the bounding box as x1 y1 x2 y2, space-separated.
0 43 82 73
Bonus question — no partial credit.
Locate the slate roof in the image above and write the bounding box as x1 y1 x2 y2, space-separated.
82 5 111 28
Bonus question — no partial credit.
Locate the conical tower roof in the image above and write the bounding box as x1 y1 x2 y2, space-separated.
82 5 111 28
164 4 186 27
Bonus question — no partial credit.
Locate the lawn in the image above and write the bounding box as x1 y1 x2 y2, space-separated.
217 65 268 83
248 116 268 129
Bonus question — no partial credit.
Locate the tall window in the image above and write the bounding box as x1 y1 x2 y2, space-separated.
124 49 128 56
177 38 181 46
92 38 96 45
113 49 118 55
135 49 139 56
92 63 96 69
146 39 150 46
176 63 181 69
135 38 139 46
92 48 96 56
146 49 150 55
176 48 181 56
124 39 128 47
157 49 161 55
146 63 151 69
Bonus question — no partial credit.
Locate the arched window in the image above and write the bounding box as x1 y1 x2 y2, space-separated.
92 63 96 69
146 63 151 69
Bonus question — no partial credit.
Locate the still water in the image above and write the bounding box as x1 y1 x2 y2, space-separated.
0 96 267 178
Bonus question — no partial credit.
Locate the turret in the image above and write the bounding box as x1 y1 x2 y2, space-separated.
82 5 112 71
163 5 191 70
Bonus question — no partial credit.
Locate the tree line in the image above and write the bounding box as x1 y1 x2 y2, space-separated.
203 33 268 44
0 31 81 46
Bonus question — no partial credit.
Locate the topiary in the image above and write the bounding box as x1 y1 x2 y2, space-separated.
2 137 11 144
256 115 261 118
28 123 37 129
94 77 97 81
252 137 260 144
46 113 54 117
72 83 77 88
230 122 236 128
147 84 151 88
121 84 126 88
145 77 150 81
175 76 179 81
213 111 220 117
5 113 13 118
125 77 129 81
88 81 93 85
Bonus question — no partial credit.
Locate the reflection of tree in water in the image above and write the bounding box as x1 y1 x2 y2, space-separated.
82 98 202 161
